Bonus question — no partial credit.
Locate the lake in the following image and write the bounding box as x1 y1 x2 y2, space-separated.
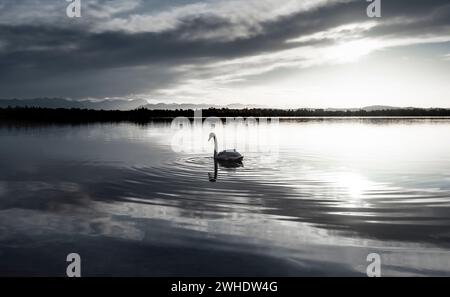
1 118 450 276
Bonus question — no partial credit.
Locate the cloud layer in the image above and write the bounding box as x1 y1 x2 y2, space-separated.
0 0 449 106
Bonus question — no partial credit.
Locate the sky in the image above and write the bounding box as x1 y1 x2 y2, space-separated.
0 0 449 108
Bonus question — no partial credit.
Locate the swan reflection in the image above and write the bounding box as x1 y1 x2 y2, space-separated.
208 159 243 182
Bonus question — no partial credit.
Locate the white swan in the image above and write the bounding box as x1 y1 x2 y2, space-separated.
208 132 243 162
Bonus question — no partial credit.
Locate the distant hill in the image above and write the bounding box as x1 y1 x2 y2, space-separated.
0 98 148 110
362 105 409 111
325 106 409 112
141 103 265 110
0 98 265 110
0 99 435 112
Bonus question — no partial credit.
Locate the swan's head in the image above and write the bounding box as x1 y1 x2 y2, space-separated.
208 132 216 141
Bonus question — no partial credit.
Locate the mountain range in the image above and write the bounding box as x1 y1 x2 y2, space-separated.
0 98 423 111
0 98 265 110
0 98 148 110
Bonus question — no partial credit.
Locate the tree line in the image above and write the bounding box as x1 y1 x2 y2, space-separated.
1 107 450 124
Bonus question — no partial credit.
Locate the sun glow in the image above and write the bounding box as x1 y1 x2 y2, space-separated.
329 39 381 63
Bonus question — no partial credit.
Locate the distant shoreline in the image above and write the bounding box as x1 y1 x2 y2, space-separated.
2 107 450 124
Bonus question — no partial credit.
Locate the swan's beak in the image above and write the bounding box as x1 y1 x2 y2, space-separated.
208 135 212 141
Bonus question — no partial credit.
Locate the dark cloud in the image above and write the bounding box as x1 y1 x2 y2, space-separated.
367 2 450 39
0 0 449 99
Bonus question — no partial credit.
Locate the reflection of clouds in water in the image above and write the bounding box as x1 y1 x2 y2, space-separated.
0 181 144 244
1 167 450 276
0 207 144 245
19 182 81 193
94 201 450 276
1 198 449 276
98 198 408 250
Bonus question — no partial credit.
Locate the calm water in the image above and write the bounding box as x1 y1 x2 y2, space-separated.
1 118 450 276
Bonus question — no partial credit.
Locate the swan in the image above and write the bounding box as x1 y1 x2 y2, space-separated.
208 132 243 162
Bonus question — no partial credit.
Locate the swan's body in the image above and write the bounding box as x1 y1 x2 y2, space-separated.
208 133 243 162
217 149 243 162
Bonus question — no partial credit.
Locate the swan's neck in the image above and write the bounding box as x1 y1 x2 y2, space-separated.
213 136 218 157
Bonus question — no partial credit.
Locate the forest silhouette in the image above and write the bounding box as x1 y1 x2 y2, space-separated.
1 107 450 124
